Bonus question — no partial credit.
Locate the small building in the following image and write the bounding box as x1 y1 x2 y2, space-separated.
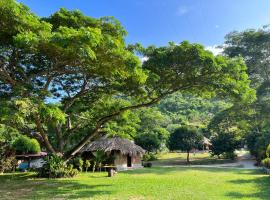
202 137 212 150
80 136 145 171
16 152 47 170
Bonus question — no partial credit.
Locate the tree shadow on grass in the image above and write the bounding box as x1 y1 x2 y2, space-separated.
0 173 112 200
122 166 260 176
225 174 270 200
123 167 270 199
152 157 235 166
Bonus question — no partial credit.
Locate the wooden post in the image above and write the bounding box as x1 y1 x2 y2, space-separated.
28 157 31 169
108 168 114 177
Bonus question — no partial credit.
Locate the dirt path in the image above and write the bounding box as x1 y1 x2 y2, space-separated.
155 150 260 170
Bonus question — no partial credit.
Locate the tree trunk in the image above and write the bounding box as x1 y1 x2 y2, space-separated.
55 124 64 152
34 115 57 154
187 151 190 164
64 126 100 161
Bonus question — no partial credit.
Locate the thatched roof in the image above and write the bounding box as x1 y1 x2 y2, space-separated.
80 136 145 156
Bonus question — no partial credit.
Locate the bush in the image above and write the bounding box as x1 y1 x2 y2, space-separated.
37 154 78 178
12 135 41 154
223 152 237 160
0 156 16 173
84 160 91 172
261 158 270 168
72 157 84 172
143 152 157 161
135 133 162 152
210 132 241 159
266 144 270 158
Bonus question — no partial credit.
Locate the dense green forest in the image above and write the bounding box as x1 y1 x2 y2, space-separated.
105 93 230 151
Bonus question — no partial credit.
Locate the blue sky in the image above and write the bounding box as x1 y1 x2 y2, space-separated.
18 0 270 49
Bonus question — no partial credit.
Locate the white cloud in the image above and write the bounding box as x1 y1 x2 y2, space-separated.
205 45 223 56
139 56 148 63
176 6 189 16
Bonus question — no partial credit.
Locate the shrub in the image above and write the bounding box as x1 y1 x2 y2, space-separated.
223 152 237 160
210 132 241 159
84 160 91 172
72 157 84 172
135 133 162 152
266 144 270 158
143 152 157 161
37 154 78 178
261 158 270 169
0 156 16 173
12 135 41 154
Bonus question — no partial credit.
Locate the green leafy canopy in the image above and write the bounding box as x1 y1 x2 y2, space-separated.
0 0 255 159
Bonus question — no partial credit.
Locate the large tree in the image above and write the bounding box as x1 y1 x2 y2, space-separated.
168 126 203 163
0 0 254 161
212 26 270 160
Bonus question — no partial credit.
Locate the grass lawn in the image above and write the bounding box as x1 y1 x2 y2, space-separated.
153 152 235 166
0 167 269 200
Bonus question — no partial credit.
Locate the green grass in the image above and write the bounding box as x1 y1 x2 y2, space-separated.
153 152 235 166
0 167 269 200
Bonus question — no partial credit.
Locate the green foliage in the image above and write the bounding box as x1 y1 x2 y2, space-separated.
141 41 255 103
0 125 19 173
224 27 270 86
246 130 270 161
0 156 16 173
142 152 158 161
210 132 241 159
12 135 41 154
135 133 161 152
93 150 107 172
168 126 203 152
159 93 231 128
168 126 203 163
106 93 229 153
71 157 84 172
84 160 91 172
261 158 270 169
266 144 270 158
223 26 270 161
0 0 254 161
38 154 78 178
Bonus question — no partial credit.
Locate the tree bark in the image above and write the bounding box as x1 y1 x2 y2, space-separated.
34 115 57 154
55 123 64 152
187 151 190 164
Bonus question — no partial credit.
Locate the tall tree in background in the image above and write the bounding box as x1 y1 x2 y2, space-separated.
212 26 270 160
0 0 254 161
168 126 203 163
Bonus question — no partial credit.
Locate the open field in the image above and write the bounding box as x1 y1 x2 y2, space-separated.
152 152 235 166
0 167 269 200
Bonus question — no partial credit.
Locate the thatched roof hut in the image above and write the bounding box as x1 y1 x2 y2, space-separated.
80 136 145 156
203 137 212 146
80 136 145 170
202 137 212 150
